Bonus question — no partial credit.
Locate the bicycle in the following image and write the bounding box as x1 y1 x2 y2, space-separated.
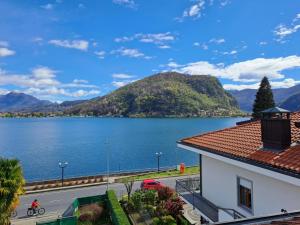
11 210 17 218
27 207 45 216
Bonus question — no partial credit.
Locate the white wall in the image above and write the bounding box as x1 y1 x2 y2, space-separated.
202 155 300 218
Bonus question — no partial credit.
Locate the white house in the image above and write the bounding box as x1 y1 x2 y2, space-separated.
177 108 300 224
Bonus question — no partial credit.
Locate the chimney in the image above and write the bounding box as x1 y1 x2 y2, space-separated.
261 107 291 151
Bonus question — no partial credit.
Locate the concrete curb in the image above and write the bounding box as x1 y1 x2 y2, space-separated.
25 172 199 195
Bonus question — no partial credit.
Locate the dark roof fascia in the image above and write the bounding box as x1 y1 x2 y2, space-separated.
177 141 300 180
211 210 300 225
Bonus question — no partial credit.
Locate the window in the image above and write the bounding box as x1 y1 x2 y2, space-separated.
237 177 253 212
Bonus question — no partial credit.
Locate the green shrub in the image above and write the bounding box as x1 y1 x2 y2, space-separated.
106 190 131 225
131 191 143 210
153 215 176 225
143 190 156 205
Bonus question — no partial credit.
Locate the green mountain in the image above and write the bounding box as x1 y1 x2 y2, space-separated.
66 72 240 117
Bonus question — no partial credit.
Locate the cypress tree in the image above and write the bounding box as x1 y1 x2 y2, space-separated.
252 76 275 119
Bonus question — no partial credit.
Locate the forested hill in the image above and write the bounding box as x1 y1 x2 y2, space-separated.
66 72 240 117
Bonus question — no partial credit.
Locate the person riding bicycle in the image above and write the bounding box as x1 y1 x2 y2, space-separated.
31 199 40 215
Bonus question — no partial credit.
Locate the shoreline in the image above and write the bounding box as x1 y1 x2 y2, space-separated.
24 166 199 193
0 114 249 119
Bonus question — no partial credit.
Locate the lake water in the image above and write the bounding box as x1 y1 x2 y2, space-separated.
0 117 246 181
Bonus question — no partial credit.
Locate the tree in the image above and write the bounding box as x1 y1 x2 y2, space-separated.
252 77 275 118
0 158 25 225
158 187 174 202
122 178 134 201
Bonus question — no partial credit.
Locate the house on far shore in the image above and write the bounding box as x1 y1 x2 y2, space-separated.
176 107 300 224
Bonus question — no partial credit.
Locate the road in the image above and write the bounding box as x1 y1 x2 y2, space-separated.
13 176 189 222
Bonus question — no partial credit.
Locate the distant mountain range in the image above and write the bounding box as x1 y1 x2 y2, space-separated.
2 73 299 116
280 92 300 111
66 72 240 117
0 92 85 113
230 84 300 112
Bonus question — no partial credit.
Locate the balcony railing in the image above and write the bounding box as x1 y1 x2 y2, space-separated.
176 178 245 223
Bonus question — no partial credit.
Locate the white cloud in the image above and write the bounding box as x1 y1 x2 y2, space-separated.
259 41 267 45
0 66 100 99
112 73 134 79
209 38 225 44
49 39 89 51
223 83 259 90
167 61 182 68
112 0 136 8
177 56 300 83
177 0 230 21
73 79 88 84
94 50 106 59
111 47 150 59
220 0 231 7
32 37 43 43
274 24 300 39
41 4 54 10
0 47 15 57
222 50 237 55
158 45 171 49
183 0 205 18
32 67 56 79
25 87 100 98
274 13 300 40
112 80 135 88
223 78 300 90
115 32 175 48
0 89 9 95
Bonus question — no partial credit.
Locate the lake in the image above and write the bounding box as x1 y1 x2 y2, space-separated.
0 117 246 181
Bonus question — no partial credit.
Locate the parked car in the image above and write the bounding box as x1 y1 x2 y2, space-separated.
141 179 164 190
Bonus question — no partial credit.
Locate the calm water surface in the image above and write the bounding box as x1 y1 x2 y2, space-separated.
0 117 245 181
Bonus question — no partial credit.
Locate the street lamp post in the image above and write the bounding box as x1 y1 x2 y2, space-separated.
155 152 162 172
58 161 68 187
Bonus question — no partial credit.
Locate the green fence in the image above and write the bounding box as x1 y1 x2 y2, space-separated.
36 216 77 225
36 192 127 225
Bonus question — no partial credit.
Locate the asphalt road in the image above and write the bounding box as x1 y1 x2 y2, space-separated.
14 176 185 220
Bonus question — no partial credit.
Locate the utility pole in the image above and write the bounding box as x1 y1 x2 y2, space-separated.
155 152 162 172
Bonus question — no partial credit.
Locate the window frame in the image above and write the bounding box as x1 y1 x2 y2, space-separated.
237 176 254 214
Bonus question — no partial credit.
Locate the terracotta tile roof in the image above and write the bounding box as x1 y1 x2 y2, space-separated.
180 112 300 175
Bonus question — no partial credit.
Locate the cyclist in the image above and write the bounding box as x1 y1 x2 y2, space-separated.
31 199 40 215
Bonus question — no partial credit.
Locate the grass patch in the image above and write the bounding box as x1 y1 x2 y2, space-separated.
116 166 199 182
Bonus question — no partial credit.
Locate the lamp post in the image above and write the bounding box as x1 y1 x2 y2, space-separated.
58 161 68 187
155 152 162 172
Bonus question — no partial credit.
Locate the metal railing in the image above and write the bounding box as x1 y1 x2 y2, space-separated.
176 178 245 222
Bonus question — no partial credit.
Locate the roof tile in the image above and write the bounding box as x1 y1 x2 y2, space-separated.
180 112 300 175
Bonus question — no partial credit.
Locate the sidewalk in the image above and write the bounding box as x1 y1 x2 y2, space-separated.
11 212 59 225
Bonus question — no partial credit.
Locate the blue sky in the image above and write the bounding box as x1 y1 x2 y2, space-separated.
0 0 300 102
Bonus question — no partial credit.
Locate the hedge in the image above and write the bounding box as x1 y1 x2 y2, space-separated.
106 190 131 225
